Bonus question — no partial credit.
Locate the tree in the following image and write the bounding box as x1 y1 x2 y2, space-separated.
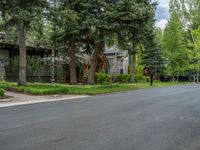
143 44 164 85
163 11 189 81
107 0 156 83
169 0 200 29
48 0 89 85
79 0 110 85
192 27 200 82
0 0 48 86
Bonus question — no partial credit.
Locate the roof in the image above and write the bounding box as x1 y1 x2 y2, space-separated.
0 42 51 52
104 47 128 55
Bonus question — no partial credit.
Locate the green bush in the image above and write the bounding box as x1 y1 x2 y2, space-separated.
116 74 131 82
135 75 149 82
135 74 143 82
0 89 5 97
95 73 110 84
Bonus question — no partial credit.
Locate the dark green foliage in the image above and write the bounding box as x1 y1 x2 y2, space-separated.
0 0 48 43
143 45 164 73
143 43 164 85
9 56 19 74
0 89 5 97
27 56 43 75
10 56 43 73
116 74 131 83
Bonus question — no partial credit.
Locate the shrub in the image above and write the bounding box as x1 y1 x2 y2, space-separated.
116 74 131 82
135 75 149 82
0 89 5 97
135 74 143 82
95 73 110 84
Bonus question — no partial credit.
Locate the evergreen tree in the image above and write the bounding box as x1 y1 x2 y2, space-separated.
0 0 48 86
143 43 164 85
108 0 156 82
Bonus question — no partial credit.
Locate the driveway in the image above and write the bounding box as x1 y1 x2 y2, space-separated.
1 84 200 150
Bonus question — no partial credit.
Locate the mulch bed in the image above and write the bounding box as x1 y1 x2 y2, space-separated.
6 87 23 93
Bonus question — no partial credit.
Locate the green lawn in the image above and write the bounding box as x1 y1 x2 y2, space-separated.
0 81 189 95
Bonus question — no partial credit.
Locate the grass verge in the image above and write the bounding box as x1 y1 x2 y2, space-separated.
0 81 189 95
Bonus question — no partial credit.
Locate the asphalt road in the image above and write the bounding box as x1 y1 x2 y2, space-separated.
1 84 200 150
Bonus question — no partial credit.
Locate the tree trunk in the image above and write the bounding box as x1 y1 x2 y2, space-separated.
193 75 196 83
130 52 136 82
177 75 179 82
69 39 77 84
87 39 104 85
87 45 100 85
172 75 175 82
18 24 27 86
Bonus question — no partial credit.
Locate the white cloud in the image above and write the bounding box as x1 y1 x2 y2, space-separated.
156 19 168 30
156 0 170 8
154 0 170 29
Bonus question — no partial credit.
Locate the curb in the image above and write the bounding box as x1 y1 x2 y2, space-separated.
0 99 12 102
0 95 90 108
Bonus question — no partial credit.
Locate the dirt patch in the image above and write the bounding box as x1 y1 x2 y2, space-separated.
6 87 24 93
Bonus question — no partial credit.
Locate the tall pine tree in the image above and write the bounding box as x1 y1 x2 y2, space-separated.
0 0 48 86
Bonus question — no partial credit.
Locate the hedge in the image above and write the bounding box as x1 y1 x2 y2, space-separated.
116 74 131 82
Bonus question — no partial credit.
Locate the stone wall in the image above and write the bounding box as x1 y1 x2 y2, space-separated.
0 67 5 81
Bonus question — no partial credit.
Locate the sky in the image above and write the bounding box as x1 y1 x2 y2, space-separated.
155 0 170 29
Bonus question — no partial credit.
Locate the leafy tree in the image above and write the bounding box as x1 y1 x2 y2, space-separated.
170 0 200 29
191 27 200 82
163 11 189 80
154 27 163 46
187 0 200 29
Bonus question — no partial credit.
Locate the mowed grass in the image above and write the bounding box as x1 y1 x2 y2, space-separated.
0 81 189 95
0 82 69 95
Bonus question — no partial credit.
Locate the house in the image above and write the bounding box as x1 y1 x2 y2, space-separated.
104 48 129 75
0 42 110 83
0 42 52 82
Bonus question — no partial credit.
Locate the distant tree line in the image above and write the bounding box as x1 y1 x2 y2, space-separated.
158 0 200 82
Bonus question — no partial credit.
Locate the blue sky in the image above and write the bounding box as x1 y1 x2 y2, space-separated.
155 0 170 29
